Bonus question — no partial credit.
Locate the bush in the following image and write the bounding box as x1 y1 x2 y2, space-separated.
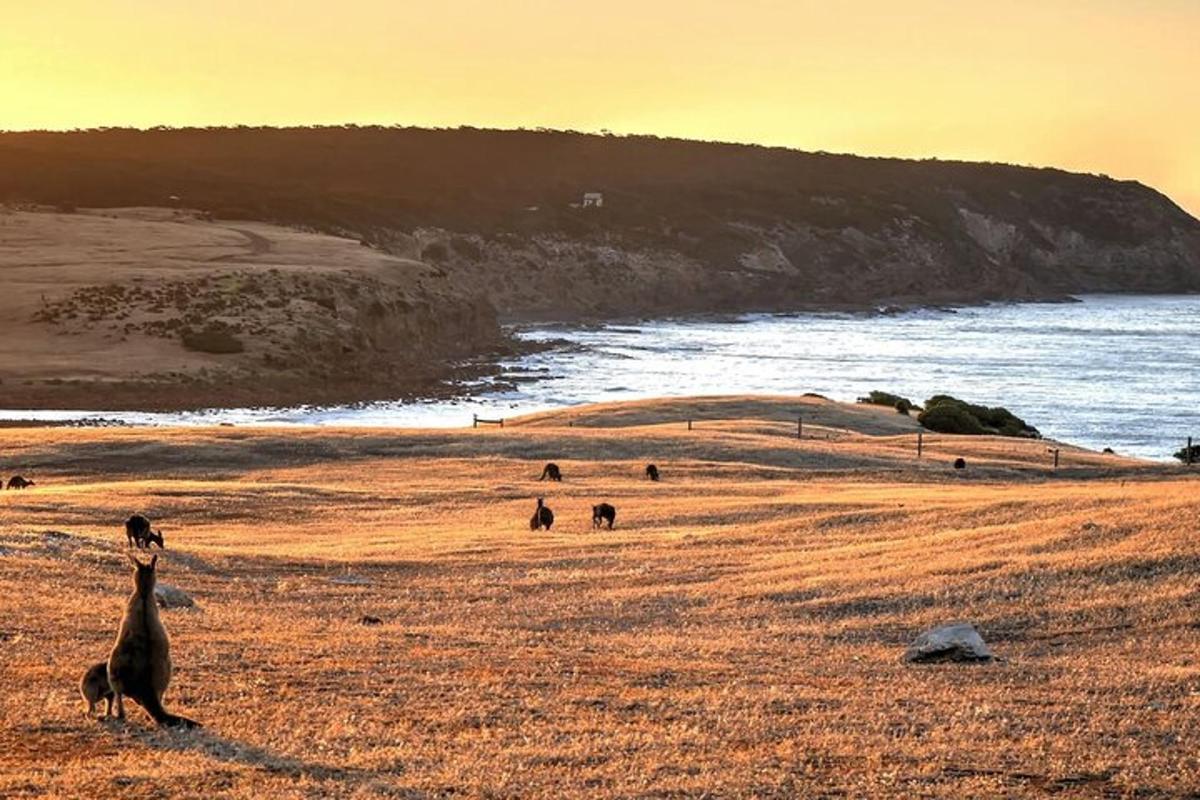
181 325 245 354
895 398 912 416
421 241 449 262
919 394 1039 438
917 402 989 435
1174 444 1200 464
862 390 912 408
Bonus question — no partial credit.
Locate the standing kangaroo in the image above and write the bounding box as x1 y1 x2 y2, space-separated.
645 464 660 482
529 498 554 531
107 554 199 728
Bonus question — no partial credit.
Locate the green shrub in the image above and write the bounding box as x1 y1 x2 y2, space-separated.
1174 444 1200 464
895 398 912 416
919 394 1039 438
181 325 245 355
862 390 912 408
917 403 989 435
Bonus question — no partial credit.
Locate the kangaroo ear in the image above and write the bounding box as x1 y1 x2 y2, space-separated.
150 554 158 569
127 553 141 567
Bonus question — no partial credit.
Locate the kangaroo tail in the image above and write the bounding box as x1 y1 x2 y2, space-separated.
137 691 201 729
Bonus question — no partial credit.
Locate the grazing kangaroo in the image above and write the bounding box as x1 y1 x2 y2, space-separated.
539 463 562 482
645 464 660 482
530 498 554 531
80 661 114 718
107 554 199 728
125 514 164 549
6 475 34 490
953 458 967 470
592 503 617 530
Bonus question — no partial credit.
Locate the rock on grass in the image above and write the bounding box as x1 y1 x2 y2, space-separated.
154 583 196 609
904 623 993 663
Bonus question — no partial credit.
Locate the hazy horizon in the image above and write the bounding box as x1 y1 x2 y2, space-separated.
2 1 1196 215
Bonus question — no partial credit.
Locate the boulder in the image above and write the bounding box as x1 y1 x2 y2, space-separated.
904 623 993 663
154 583 196 609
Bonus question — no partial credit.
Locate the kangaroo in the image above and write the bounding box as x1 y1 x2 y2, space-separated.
592 503 616 530
125 514 164 549
953 458 967 470
529 498 554 531
6 476 34 490
538 463 562 482
80 661 114 718
645 464 660 482
107 554 199 728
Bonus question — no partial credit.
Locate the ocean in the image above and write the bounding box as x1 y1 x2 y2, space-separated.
5 294 1197 461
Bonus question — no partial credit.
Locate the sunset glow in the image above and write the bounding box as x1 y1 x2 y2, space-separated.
2 1 1197 214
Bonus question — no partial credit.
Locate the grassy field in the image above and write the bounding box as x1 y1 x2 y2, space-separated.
1 396 1197 798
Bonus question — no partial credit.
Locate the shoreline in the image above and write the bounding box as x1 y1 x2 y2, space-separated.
0 295 1047 416
2 295 1197 469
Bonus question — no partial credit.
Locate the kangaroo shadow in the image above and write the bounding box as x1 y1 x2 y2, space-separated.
128 724 373 783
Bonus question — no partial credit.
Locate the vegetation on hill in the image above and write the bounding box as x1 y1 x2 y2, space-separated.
180 323 245 354
860 390 917 415
1174 443 1200 464
918 395 1040 437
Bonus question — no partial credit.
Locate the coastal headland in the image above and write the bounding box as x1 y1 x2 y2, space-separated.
3 127 1199 410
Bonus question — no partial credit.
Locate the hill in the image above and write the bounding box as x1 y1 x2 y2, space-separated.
4 127 1200 321
0 397 1197 797
0 207 505 410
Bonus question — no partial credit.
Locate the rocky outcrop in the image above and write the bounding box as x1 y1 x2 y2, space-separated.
407 183 1200 320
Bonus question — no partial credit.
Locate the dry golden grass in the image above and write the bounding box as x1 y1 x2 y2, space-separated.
1 396 1197 798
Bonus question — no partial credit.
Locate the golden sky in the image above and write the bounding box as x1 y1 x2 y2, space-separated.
2 1 1197 215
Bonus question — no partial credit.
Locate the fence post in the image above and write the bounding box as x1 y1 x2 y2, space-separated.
797 416 803 439
1049 447 1060 470
499 419 504 428
917 431 923 459
473 414 478 429
1189 437 1194 466
687 419 693 431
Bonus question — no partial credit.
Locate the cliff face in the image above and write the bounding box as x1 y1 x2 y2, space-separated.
3 127 1197 323
408 182 1200 319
